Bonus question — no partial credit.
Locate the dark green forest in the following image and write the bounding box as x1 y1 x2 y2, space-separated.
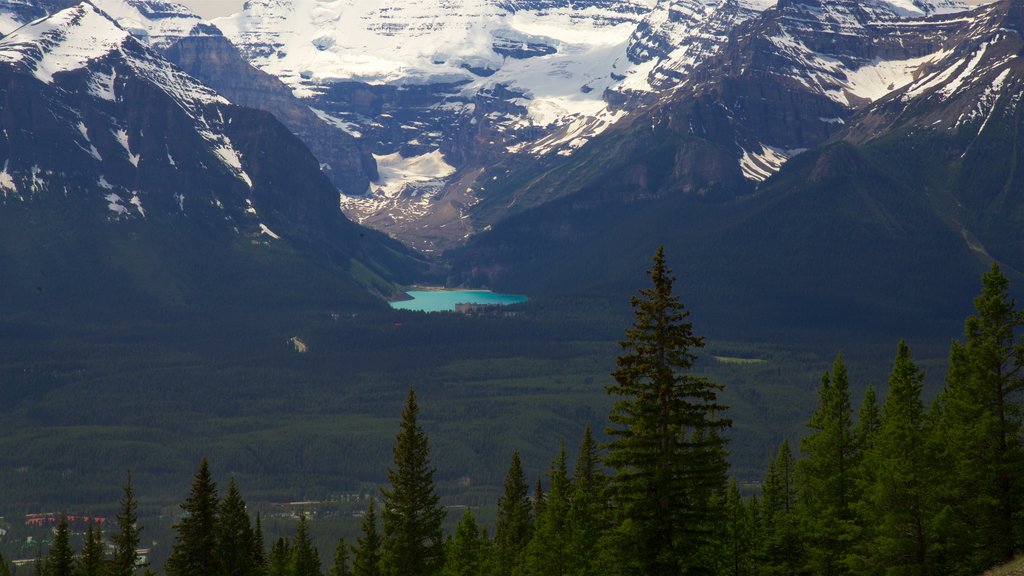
3 250 1023 576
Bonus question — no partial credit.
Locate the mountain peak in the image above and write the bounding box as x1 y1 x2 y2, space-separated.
0 2 130 84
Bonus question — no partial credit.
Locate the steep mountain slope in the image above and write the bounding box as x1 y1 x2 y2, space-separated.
448 0 1024 338
207 0 975 250
162 32 377 195
0 3 425 316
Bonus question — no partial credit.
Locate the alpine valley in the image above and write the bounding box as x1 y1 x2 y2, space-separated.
3 0 1024 558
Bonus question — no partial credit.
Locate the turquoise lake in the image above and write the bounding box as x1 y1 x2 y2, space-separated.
389 290 528 312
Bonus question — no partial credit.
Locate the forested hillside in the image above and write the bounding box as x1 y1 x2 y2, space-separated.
3 250 1021 576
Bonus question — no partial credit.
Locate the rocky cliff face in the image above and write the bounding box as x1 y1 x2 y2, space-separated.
163 34 377 195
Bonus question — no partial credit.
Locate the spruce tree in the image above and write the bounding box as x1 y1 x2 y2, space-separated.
380 388 445 576
166 459 220 576
523 443 571 576
77 525 105 576
754 440 804 576
215 477 254 576
931 263 1024 573
252 513 268 576
331 538 351 576
604 246 730 576
110 471 143 576
268 538 291 576
718 481 753 576
493 451 532 576
565 425 605 576
352 499 382 576
440 509 484 576
291 515 321 576
797 355 857 576
854 386 880 453
48 514 75 576
859 341 930 576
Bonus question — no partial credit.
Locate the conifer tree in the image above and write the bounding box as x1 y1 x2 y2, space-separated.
931 263 1024 573
854 386 880 453
860 341 930 576
754 440 804 576
48 514 75 576
718 481 753 576
331 538 351 576
166 459 220 576
252 513 268 576
493 451 532 576
110 471 143 576
380 388 445 576
215 477 254 576
352 499 382 576
532 478 545 521
77 525 105 576
291 515 321 576
523 443 571 576
268 538 291 576
565 425 606 576
797 355 857 576
604 246 730 576
441 509 484 576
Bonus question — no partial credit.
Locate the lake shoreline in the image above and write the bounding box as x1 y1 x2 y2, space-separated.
389 288 529 312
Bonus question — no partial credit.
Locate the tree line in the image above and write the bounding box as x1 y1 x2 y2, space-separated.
3 249 1022 576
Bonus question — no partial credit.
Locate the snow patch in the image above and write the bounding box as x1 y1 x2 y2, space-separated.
211 140 253 188
130 194 145 217
112 128 140 167
0 161 17 196
310 107 363 138
89 69 117 101
340 150 456 225
739 144 804 182
259 223 281 239
105 192 129 214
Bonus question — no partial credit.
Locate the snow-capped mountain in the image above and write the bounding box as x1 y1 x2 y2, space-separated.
846 0 1024 143
205 0 989 250
0 0 202 45
0 2 421 286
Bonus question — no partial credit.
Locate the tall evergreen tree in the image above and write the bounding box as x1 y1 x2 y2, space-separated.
860 341 930 576
48 514 74 576
352 499 382 576
268 538 292 576
110 471 143 576
931 263 1024 574
380 388 445 576
76 525 105 576
440 509 485 576
797 356 857 576
331 538 351 576
754 440 804 576
290 515 321 576
854 386 881 453
252 513 268 576
603 246 730 576
166 459 220 576
565 425 606 576
523 443 571 576
493 451 532 576
215 477 254 576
